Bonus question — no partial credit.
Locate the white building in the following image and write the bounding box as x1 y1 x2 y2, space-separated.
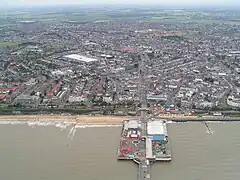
25 78 37 86
124 120 141 130
68 96 87 103
227 95 240 108
64 54 98 63
103 96 112 103
147 121 165 135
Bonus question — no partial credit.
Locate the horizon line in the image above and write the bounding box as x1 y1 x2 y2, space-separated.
1 3 239 7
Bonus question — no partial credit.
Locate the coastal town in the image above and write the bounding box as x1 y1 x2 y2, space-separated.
0 6 240 117
0 4 240 180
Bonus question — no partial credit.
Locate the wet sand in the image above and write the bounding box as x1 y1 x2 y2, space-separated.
0 115 127 125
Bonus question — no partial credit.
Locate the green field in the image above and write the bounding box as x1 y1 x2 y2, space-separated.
0 10 113 23
0 42 19 47
0 7 239 26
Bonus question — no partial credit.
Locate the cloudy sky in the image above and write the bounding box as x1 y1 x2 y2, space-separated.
2 0 239 6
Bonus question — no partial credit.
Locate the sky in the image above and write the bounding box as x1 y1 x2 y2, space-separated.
2 0 240 7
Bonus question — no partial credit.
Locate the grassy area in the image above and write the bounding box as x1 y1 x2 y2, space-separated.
0 8 239 25
0 24 13 27
0 19 14 27
231 114 240 117
142 10 240 25
0 10 112 23
149 15 229 24
64 14 112 23
0 42 19 47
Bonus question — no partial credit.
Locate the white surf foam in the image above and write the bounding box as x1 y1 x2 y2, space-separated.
0 121 27 125
75 124 122 128
0 120 122 129
56 123 69 131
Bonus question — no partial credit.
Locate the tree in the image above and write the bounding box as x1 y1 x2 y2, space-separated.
14 103 23 108
176 102 181 108
192 104 196 109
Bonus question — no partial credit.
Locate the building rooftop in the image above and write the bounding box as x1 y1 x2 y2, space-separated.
147 121 165 135
64 54 98 63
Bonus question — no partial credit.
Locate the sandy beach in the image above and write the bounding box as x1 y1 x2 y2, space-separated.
0 115 128 125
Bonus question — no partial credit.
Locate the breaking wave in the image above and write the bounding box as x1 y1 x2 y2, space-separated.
0 120 121 128
75 124 121 128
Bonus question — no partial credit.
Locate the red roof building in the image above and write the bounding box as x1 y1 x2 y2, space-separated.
0 94 7 101
48 83 60 97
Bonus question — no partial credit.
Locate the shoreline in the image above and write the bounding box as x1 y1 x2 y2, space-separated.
0 115 128 125
1 115 239 125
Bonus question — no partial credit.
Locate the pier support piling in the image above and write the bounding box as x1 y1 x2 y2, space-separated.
138 160 151 180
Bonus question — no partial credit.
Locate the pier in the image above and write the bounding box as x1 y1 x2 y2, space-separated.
116 53 171 179
138 160 151 180
117 118 172 180
116 53 172 179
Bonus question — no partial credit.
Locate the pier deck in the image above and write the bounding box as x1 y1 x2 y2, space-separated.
138 160 151 180
117 119 172 180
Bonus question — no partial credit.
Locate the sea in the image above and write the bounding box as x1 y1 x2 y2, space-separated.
0 121 240 180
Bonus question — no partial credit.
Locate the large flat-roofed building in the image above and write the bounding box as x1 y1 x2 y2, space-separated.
147 95 167 102
147 121 165 135
123 120 141 130
64 54 98 63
